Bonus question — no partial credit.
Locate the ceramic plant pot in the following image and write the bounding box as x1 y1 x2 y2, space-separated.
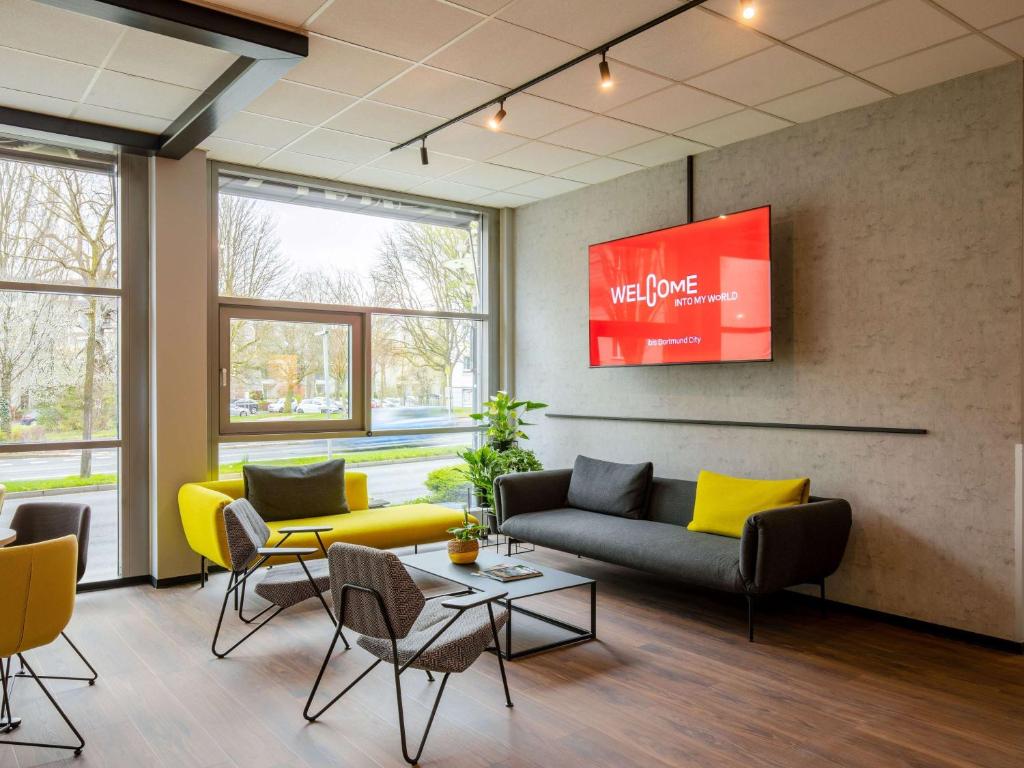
448 538 479 564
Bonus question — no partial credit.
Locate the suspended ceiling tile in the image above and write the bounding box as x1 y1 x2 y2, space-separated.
687 46 840 106
369 146 474 178
200 136 275 165
526 60 672 113
327 101 440 142
679 109 791 147
489 141 596 174
71 103 170 133
612 8 771 81
426 20 583 89
408 178 491 202
258 151 356 181
506 176 586 199
248 81 357 124
444 162 539 190
425 122 529 160
498 0 678 49
373 66 503 118
757 76 889 122
932 0 1024 28
0 0 122 66
86 70 199 120
337 166 424 192
611 135 709 166
859 35 1013 93
789 0 968 73
0 47 95 102
213 111 310 148
289 128 392 163
287 36 411 97
106 28 236 91
310 0 480 61
196 0 326 27
543 116 661 156
701 0 880 40
464 93 589 138
607 84 742 134
556 157 643 184
0 86 76 118
473 191 539 208
985 17 1024 56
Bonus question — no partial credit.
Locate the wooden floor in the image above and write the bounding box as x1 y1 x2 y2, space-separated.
3 545 1023 768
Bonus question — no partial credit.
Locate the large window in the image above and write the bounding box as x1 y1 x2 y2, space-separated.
0 145 123 582
214 169 494 504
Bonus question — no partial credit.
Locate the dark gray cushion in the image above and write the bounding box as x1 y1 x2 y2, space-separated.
646 477 697 526
501 508 744 593
566 455 653 519
243 459 348 522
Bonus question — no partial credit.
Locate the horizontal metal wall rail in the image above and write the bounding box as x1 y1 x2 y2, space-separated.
546 413 927 435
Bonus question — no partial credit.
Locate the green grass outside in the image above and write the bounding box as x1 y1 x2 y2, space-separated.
216 444 467 476
3 473 118 492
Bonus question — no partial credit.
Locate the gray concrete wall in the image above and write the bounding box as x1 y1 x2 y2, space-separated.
512 64 1024 640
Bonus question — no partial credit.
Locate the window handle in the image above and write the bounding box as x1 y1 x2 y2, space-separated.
220 368 227 387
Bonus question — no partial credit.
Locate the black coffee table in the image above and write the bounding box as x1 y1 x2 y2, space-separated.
400 550 596 660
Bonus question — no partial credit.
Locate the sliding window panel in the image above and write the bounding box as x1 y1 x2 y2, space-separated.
0 291 119 445
219 305 365 435
370 314 482 431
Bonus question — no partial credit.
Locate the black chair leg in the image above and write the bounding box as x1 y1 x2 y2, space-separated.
211 577 286 658
1 657 21 733
200 556 207 588
0 655 84 755
488 603 513 708
746 595 755 642
394 662 450 766
819 579 827 616
16 632 99 685
304 620 379 722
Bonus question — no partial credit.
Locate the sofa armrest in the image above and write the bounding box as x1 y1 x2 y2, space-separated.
178 483 234 570
739 498 852 594
494 468 572 525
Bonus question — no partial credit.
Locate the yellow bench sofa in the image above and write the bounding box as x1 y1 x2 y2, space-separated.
178 471 471 571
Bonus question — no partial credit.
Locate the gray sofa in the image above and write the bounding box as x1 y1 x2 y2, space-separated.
493 467 852 640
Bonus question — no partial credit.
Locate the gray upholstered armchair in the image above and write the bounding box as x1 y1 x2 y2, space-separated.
304 542 513 765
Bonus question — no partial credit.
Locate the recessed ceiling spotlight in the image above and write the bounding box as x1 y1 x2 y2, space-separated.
487 101 507 131
599 52 613 90
740 0 756 20
420 138 429 165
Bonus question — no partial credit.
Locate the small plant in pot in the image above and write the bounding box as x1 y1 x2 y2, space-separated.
446 508 490 564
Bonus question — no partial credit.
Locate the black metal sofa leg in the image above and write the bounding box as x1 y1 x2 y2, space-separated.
746 595 755 642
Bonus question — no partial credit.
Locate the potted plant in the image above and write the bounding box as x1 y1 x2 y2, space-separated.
470 391 547 451
446 507 490 564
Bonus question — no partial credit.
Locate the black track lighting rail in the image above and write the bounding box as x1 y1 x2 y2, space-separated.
391 0 710 154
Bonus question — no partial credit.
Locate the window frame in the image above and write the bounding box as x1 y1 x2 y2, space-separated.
207 162 500 459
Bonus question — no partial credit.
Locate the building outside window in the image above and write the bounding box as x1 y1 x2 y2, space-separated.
213 169 496 506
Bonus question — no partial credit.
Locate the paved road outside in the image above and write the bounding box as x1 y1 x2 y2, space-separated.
0 435 465 481
0 456 464 584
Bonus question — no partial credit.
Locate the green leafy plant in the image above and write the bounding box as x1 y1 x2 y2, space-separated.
496 446 543 474
446 507 490 541
470 391 547 450
457 444 502 508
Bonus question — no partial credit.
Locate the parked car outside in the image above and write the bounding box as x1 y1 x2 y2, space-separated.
295 399 326 414
267 398 297 413
232 398 259 415
228 403 248 418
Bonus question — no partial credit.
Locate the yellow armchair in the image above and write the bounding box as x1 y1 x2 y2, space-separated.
178 471 470 572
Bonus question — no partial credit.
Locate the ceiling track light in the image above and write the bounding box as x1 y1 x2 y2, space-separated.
487 100 507 131
599 52 613 90
390 0 715 156
740 0 756 20
419 138 428 165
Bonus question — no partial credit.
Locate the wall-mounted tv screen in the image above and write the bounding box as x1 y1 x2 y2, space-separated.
589 205 771 367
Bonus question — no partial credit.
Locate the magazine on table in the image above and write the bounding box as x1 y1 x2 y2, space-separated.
473 563 543 582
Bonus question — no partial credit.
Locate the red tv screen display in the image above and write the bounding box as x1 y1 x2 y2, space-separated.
589 206 771 367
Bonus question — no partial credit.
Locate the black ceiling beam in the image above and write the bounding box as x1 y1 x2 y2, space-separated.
391 0 709 153
11 0 308 159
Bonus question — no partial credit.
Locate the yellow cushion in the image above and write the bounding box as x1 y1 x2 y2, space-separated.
687 470 810 538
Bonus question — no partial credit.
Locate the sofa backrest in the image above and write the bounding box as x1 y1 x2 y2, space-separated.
646 477 697 525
